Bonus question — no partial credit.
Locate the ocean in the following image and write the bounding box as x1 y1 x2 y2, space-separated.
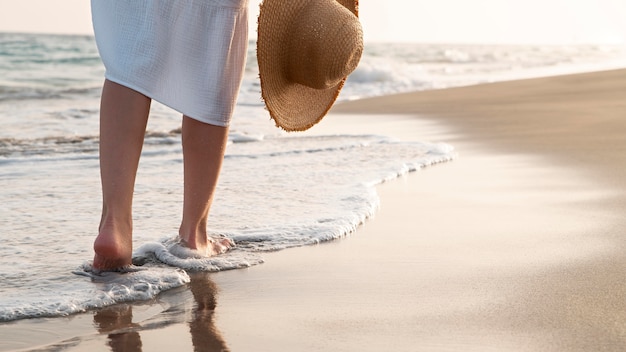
1 32 625 321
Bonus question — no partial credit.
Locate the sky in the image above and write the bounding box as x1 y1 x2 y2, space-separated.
0 0 625 45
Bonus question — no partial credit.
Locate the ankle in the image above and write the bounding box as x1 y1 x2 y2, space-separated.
99 210 133 235
178 224 208 250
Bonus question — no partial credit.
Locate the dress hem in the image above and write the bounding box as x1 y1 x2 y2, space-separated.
104 74 231 128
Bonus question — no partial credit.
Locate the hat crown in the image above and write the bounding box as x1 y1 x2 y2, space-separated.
287 0 363 90
257 0 362 131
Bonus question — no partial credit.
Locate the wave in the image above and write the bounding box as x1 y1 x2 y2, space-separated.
0 267 190 322
0 129 275 159
0 85 101 102
0 135 101 159
339 43 626 99
0 129 184 158
0 133 455 321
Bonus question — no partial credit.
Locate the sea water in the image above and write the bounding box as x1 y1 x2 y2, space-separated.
1 32 625 321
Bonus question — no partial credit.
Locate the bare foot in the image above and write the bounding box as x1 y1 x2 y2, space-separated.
206 236 235 256
93 225 133 271
177 234 235 257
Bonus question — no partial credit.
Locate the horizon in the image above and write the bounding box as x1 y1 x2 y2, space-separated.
0 0 625 45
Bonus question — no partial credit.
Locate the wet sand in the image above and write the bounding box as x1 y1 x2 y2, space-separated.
2 69 626 351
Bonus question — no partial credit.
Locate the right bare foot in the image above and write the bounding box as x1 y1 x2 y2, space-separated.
177 235 235 257
165 232 234 259
93 226 132 271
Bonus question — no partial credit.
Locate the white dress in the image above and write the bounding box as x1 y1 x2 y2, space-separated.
91 0 249 126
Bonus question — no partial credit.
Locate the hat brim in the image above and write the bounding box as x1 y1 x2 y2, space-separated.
257 0 359 132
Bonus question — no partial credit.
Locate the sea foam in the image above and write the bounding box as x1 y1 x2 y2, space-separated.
0 268 189 322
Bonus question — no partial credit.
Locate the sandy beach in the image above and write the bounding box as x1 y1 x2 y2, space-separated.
3 68 626 351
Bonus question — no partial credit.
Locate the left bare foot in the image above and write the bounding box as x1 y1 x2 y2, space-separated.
93 225 133 271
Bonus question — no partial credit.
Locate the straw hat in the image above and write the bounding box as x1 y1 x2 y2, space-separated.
257 0 363 131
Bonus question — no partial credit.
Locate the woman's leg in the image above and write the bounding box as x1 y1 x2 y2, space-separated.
93 80 151 270
178 116 233 255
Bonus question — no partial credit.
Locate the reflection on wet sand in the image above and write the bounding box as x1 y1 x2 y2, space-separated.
93 304 142 351
92 272 228 352
188 273 229 351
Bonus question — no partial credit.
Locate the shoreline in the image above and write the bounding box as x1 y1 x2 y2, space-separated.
2 68 626 351
334 68 626 175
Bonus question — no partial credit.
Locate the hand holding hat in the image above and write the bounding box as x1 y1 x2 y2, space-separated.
257 0 363 131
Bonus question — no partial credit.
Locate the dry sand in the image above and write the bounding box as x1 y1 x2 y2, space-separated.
3 69 626 351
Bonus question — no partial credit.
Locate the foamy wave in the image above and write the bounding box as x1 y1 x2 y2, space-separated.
336 43 626 100
133 239 264 271
0 267 189 322
229 131 264 143
342 58 433 99
0 85 101 102
0 129 183 158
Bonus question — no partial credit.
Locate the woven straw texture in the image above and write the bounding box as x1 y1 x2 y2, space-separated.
257 0 362 131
